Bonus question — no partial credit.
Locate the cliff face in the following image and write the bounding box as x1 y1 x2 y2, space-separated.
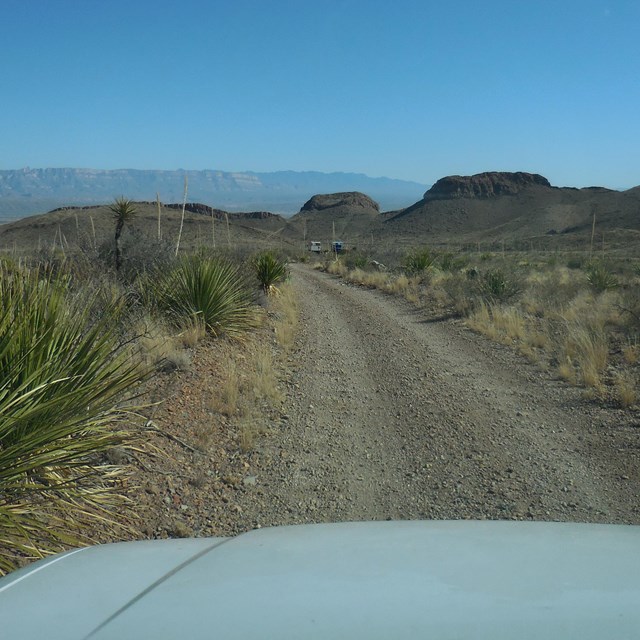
424 172 551 200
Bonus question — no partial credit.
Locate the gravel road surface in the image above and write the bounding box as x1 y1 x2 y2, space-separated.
236 264 639 528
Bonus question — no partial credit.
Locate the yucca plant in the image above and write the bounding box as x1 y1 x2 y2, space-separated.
478 269 522 303
586 262 618 293
253 251 288 295
109 197 137 272
156 256 255 336
402 247 435 276
0 265 149 574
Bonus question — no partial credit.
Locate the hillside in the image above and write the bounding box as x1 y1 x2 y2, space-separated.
0 168 427 221
384 172 640 249
0 201 297 257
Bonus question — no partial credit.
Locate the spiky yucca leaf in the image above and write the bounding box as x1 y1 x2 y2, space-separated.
0 265 149 574
157 256 255 336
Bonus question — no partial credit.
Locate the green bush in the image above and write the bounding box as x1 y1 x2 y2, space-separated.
253 251 288 294
157 256 255 335
0 265 148 573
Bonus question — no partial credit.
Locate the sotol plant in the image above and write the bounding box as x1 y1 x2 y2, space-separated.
156 256 255 336
0 265 148 573
478 269 522 303
402 247 435 276
253 251 288 295
586 262 618 293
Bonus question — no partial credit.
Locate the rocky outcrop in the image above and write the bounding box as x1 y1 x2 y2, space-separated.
165 203 280 221
424 172 551 200
300 192 380 213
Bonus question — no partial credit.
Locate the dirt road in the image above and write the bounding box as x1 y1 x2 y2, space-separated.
134 264 640 538
235 264 639 528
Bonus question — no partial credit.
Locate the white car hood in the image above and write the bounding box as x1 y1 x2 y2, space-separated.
1 520 639 639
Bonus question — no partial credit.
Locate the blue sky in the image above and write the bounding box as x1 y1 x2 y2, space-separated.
2 0 639 188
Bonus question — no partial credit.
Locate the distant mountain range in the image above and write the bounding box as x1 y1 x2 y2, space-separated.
0 168 428 222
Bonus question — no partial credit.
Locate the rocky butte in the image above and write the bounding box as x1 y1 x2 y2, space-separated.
424 172 552 200
300 192 380 213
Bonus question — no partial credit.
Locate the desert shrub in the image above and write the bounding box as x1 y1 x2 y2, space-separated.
252 251 288 294
586 262 618 293
439 272 478 316
345 252 370 270
438 251 468 272
0 265 148 573
566 256 585 270
402 247 435 276
478 269 522 303
155 256 255 336
522 267 583 317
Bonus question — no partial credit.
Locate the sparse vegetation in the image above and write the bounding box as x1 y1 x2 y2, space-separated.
0 204 300 572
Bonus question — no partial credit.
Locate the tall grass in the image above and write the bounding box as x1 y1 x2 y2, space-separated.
0 265 149 574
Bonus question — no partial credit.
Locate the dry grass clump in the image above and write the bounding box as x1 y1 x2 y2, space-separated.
178 319 207 348
252 344 283 403
467 303 499 340
613 372 637 408
522 267 583 316
136 318 193 371
272 283 298 351
468 304 531 347
492 306 527 343
345 267 389 290
326 258 348 277
622 342 639 364
207 357 242 417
